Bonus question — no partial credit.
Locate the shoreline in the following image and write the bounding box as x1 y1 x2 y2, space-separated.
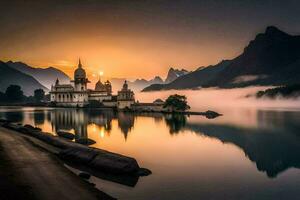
0 119 152 199
0 126 116 200
0 122 150 175
0 105 222 119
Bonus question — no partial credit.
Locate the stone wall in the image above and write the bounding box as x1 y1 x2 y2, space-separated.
131 103 164 112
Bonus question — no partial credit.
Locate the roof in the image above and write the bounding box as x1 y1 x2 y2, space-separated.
55 84 73 88
132 103 162 106
153 98 164 103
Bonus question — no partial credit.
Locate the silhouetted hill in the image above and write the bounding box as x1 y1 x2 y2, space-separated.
256 84 300 99
6 61 70 89
0 61 48 95
143 26 300 91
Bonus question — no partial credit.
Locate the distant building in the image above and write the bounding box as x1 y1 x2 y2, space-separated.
50 59 135 108
131 99 165 112
117 80 135 109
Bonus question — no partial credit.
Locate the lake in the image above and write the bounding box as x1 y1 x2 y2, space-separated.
0 88 300 200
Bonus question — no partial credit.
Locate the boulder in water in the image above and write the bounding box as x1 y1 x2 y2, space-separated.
89 151 140 174
60 147 140 175
59 147 98 164
76 138 96 145
57 131 75 140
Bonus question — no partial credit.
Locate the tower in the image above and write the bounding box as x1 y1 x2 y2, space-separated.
117 80 134 101
105 80 112 94
73 59 90 91
95 77 105 91
122 80 128 91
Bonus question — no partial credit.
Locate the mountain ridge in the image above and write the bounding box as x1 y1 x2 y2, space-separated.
6 61 71 89
142 26 300 91
165 68 189 83
0 61 48 95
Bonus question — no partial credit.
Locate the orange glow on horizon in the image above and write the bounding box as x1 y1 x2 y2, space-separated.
1 27 243 80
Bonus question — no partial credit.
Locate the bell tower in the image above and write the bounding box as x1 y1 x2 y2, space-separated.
72 59 90 91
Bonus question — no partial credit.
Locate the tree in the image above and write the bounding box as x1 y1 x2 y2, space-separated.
5 85 24 102
44 94 51 102
0 91 6 102
163 94 190 112
34 89 45 102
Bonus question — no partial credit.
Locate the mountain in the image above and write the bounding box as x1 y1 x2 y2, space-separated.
143 60 231 91
150 76 164 84
6 61 70 89
0 61 48 95
108 67 187 92
108 76 164 92
142 26 300 91
165 68 189 83
131 76 163 91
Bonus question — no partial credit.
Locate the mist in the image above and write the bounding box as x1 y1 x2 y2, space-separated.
136 87 300 112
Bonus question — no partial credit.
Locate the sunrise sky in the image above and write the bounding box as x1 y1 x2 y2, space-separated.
1 0 300 79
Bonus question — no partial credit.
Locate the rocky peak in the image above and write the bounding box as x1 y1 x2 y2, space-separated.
243 26 291 56
151 76 163 83
265 26 290 37
165 67 189 83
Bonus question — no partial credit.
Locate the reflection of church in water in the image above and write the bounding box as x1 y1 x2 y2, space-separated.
50 109 135 140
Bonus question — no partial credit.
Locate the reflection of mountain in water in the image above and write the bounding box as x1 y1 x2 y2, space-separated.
183 110 300 178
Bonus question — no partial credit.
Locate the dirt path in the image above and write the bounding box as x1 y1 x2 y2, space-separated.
0 127 115 200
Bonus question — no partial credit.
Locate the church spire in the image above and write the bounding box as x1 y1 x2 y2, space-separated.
97 74 102 84
78 58 82 68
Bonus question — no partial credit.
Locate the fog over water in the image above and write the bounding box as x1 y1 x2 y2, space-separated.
136 87 300 111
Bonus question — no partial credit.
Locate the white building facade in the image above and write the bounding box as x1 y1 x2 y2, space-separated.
50 59 135 108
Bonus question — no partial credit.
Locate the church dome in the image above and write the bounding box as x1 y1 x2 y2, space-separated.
95 80 106 91
74 59 86 79
153 98 164 104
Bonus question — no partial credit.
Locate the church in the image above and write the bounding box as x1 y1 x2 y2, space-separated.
50 59 135 108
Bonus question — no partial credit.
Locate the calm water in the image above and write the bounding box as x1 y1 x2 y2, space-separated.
0 89 300 200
